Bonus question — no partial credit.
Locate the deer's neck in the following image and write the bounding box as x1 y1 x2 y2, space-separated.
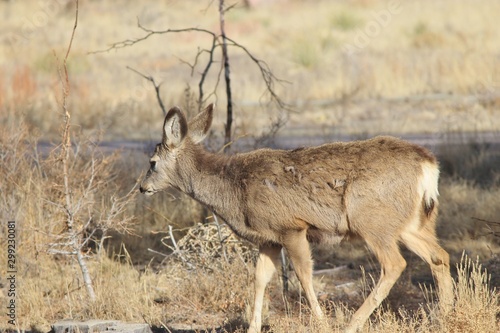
178 146 244 224
177 145 287 245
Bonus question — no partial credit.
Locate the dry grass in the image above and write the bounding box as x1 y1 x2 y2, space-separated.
0 115 499 331
1 0 499 332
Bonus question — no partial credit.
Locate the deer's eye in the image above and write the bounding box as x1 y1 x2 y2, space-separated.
150 160 157 171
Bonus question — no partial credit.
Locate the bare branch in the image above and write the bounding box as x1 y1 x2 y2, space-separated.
176 46 205 77
163 225 196 270
168 225 179 251
47 249 76 256
62 0 78 95
92 18 289 110
198 37 218 111
472 216 500 226
147 248 169 257
127 66 166 116
213 214 229 263
224 36 291 110
472 216 500 238
93 6 290 148
91 20 216 54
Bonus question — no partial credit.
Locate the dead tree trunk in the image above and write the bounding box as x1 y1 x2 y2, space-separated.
219 0 233 151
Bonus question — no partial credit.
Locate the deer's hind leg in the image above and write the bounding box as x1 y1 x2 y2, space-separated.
346 238 407 333
401 223 453 308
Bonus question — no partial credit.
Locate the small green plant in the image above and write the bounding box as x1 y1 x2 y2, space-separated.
291 36 320 68
331 12 362 31
413 21 428 36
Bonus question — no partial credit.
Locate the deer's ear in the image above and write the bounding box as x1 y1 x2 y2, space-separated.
162 106 188 148
188 103 214 144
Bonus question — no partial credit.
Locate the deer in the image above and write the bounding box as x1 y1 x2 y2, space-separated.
140 103 454 333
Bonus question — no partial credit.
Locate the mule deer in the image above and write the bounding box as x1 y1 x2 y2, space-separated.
140 104 453 333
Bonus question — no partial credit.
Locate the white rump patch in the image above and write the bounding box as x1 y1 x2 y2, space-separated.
420 162 439 208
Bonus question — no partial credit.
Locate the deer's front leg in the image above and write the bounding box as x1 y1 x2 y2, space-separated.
248 244 282 333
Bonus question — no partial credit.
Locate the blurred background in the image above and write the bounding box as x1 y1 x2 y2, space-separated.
2 0 500 140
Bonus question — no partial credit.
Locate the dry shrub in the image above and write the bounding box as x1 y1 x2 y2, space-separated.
161 221 257 271
155 222 257 323
442 254 499 333
41 138 137 255
0 114 140 330
0 139 195 329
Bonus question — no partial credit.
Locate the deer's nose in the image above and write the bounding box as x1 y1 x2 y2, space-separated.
139 186 146 193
